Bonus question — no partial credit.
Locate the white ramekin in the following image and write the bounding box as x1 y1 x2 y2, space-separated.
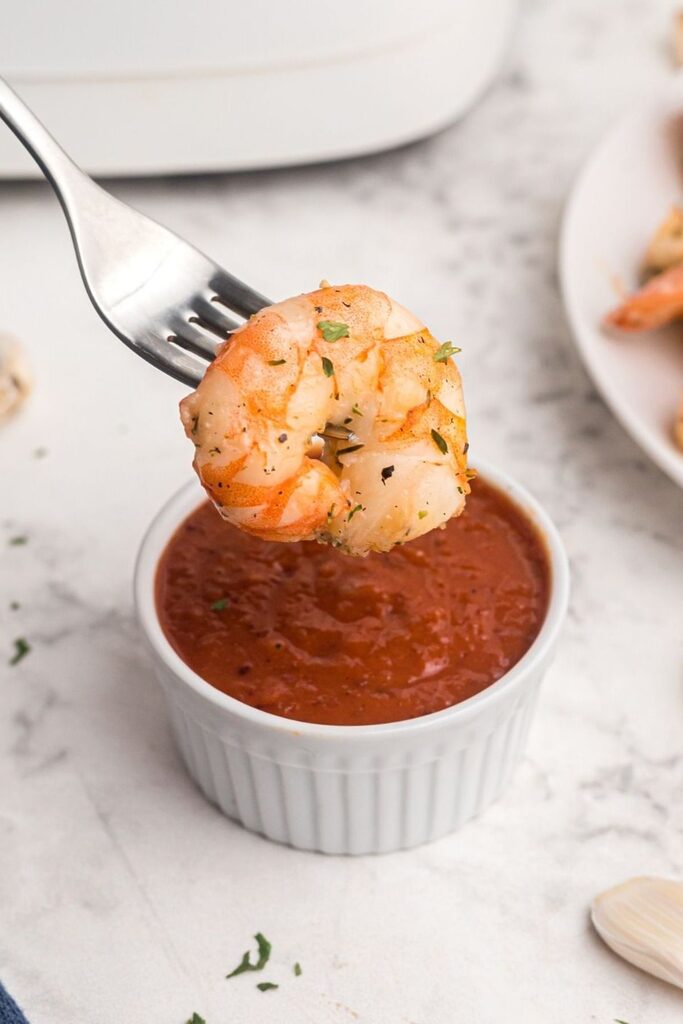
134 460 569 855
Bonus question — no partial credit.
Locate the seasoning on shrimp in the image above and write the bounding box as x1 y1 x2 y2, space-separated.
180 284 470 556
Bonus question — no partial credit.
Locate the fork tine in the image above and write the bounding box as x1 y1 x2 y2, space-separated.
193 295 241 336
169 318 220 360
210 269 272 318
132 332 207 387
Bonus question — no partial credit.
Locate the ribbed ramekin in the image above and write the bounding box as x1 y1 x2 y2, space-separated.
134 460 569 855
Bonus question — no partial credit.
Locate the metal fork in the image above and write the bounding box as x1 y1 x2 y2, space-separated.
0 76 271 388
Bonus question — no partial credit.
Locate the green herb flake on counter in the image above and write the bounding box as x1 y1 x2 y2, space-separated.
226 932 271 978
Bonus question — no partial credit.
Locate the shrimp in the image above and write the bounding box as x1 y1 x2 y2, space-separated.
643 205 683 275
675 395 683 452
604 261 683 332
180 284 470 556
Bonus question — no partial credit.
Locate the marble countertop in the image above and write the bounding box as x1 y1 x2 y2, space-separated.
1 1 682 1021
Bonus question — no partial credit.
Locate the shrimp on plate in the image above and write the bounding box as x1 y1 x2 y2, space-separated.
604 261 683 332
605 205 683 332
180 284 470 556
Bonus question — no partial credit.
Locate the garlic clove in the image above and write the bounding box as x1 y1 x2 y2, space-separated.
591 876 683 990
0 335 32 422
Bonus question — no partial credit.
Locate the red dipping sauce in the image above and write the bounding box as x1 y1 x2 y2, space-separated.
156 479 550 726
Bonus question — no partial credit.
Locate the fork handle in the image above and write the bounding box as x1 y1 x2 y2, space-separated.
0 77 107 246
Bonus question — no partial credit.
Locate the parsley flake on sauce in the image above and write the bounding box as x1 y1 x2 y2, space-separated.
8 536 27 546
211 598 229 611
418 510 428 519
186 1015 206 1024
348 504 364 521
321 356 335 377
431 429 448 454
226 933 272 978
317 320 349 342
380 465 394 484
293 962 302 977
9 638 30 666
256 982 278 992
433 341 461 362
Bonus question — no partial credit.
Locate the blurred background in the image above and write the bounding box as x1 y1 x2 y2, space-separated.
0 0 515 177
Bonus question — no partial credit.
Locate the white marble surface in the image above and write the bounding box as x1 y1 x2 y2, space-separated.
1 2 683 1022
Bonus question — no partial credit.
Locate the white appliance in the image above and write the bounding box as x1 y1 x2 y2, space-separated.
1 0 515 177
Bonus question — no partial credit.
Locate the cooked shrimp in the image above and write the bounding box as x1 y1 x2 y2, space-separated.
675 395 683 452
180 284 470 556
604 261 683 332
643 206 683 274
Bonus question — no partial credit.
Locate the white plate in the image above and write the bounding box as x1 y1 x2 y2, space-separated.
560 75 683 489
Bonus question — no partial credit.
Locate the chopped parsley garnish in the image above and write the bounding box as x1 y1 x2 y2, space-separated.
321 356 334 377
9 638 30 666
380 465 394 484
463 441 469 454
613 1020 630 1024
226 933 271 978
418 510 427 519
317 320 349 342
186 1015 206 1024
327 504 336 521
293 962 302 976
256 982 278 992
268 359 286 366
343 417 353 424
431 429 448 454
348 504 364 521
337 443 364 456
211 598 229 611
8 536 27 546
351 404 363 416
433 341 461 362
